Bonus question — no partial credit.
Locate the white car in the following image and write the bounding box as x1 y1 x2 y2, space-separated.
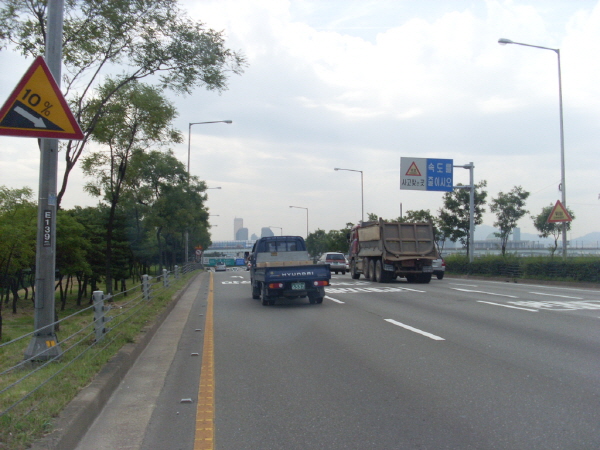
317 252 347 275
215 261 227 272
432 258 445 279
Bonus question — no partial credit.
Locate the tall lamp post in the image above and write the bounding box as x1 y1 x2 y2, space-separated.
289 206 309 238
498 38 567 258
334 167 364 223
186 120 232 262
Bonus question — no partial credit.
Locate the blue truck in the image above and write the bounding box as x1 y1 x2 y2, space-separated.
249 236 331 306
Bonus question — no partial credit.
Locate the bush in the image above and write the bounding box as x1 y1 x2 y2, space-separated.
444 254 600 283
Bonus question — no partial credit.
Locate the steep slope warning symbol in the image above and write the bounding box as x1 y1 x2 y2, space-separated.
0 56 83 140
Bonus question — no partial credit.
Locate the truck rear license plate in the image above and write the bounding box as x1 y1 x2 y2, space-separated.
423 266 433 273
291 282 305 290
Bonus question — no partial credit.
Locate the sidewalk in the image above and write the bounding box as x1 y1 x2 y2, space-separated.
31 272 208 450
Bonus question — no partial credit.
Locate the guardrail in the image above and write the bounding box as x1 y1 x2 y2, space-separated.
0 263 201 436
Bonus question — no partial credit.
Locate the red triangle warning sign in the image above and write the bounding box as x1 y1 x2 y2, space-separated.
0 56 84 140
405 162 422 176
547 200 572 223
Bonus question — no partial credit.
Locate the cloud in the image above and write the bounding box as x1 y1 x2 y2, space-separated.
2 0 599 243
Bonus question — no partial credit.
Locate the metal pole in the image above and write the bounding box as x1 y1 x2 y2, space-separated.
557 49 567 258
185 120 231 262
469 162 475 263
498 39 567 258
334 168 364 223
25 0 64 360
306 208 309 237
452 163 475 263
289 206 309 238
360 170 364 223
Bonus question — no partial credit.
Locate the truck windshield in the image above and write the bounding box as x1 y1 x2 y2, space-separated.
257 238 306 252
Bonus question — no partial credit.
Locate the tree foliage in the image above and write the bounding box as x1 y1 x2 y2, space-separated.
306 223 353 259
438 181 488 255
81 80 181 293
490 186 530 256
0 186 37 324
123 149 212 268
0 0 246 207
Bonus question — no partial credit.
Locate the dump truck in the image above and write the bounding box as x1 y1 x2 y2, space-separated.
348 219 438 283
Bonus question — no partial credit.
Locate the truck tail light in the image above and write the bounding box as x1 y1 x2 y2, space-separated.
268 283 284 289
313 280 329 287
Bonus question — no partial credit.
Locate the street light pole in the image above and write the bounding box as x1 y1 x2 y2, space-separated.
289 206 309 238
499 38 567 258
185 120 232 262
334 167 364 222
269 226 283 236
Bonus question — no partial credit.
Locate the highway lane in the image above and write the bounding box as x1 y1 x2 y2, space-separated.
214 272 600 449
72 271 600 449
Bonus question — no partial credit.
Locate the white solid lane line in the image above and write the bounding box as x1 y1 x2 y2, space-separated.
529 292 583 300
451 287 519 299
325 296 345 304
384 319 445 341
477 301 538 312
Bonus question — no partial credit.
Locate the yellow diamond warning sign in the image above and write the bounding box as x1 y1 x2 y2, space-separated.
547 200 572 223
0 56 83 140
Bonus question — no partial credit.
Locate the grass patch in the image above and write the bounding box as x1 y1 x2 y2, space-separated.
0 271 198 450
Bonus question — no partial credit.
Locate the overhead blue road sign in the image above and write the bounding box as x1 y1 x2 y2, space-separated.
400 157 453 192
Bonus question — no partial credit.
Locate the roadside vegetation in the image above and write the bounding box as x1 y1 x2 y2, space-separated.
0 272 197 450
445 254 600 284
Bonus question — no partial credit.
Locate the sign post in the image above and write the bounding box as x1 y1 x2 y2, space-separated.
4 0 77 362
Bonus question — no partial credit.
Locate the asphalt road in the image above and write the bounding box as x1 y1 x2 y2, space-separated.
76 271 600 449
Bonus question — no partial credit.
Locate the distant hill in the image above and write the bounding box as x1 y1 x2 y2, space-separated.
474 226 599 246
474 225 550 243
571 232 600 245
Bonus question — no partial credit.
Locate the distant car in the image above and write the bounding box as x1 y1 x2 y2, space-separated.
318 252 347 275
215 261 227 272
432 258 445 279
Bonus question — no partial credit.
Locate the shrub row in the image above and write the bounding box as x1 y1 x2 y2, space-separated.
445 254 600 283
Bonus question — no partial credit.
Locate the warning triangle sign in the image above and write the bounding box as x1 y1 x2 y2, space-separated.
547 200 572 223
405 162 422 176
0 56 84 140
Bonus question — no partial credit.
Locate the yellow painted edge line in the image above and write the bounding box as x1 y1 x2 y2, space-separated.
194 272 215 450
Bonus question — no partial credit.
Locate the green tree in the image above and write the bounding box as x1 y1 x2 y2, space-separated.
307 223 354 259
0 186 36 323
0 0 245 208
67 205 110 302
532 204 575 257
438 181 488 255
55 210 91 310
490 186 530 256
124 149 211 271
82 81 181 293
306 229 329 260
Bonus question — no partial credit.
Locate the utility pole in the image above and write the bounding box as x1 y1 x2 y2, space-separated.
24 0 64 360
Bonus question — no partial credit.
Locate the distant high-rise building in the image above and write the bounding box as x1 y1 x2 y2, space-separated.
261 227 274 237
236 227 249 240
251 233 259 240
234 217 243 240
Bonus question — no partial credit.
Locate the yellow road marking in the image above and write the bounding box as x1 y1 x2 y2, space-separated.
194 272 215 450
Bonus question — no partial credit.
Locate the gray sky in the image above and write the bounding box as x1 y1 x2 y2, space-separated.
1 0 599 242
